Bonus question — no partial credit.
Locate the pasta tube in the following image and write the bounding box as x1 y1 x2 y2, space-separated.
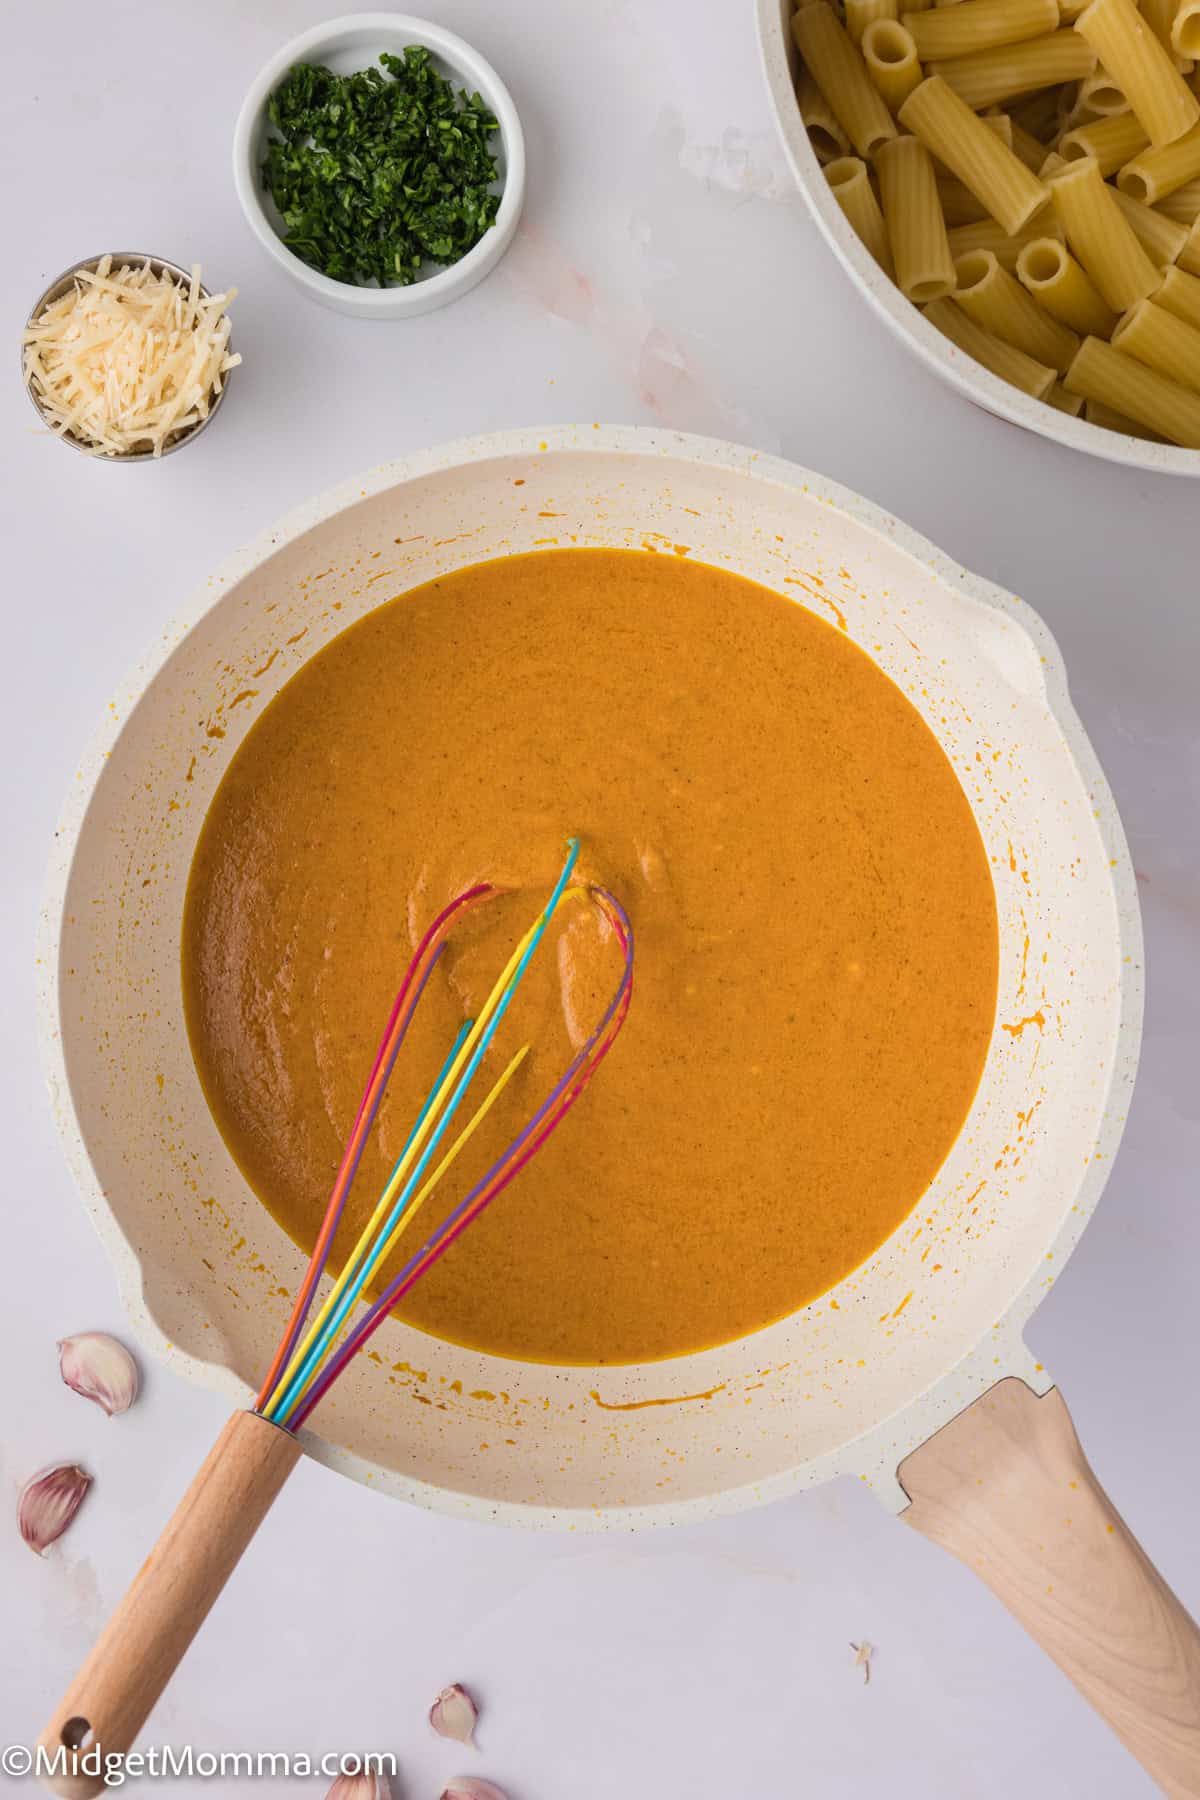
931 31 1097 110
1075 0 1200 145
1071 69 1130 117
1153 172 1200 216
924 294 1058 389
792 4 899 156
1110 183 1189 260
876 134 958 297
1016 235 1121 331
797 67 853 161
826 155 896 271
1063 331 1200 438
1058 111 1151 172
1180 212 1200 270
900 74 1050 230
1154 260 1200 324
902 0 1057 62
1111 293 1200 385
1084 395 1166 431
847 0 900 44
1172 0 1200 59
948 213 1065 264
862 19 926 108
954 246 1081 365
1050 155 1162 304
1047 380 1086 410
1118 120 1200 200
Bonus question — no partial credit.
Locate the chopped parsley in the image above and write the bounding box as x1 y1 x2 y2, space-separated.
261 48 502 288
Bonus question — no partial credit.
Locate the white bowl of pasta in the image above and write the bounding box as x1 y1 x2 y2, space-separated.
758 0 1200 473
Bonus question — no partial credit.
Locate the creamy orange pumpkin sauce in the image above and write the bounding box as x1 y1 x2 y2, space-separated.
183 549 997 1365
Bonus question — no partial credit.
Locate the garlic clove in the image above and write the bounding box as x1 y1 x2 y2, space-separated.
18 1463 92 1554
58 1332 139 1417
439 1781 508 1800
325 1767 389 1799
430 1684 478 1746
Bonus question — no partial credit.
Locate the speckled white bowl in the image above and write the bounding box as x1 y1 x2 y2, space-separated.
38 425 1140 1528
756 0 1200 476
232 13 525 319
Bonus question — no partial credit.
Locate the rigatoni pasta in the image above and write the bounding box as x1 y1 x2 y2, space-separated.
787 0 1200 441
948 213 1065 265
924 294 1057 389
1117 121 1200 201
1173 0 1200 59
1064 331 1200 438
1154 261 1200 325
954 246 1081 364
931 32 1097 110
793 4 900 155
1016 235 1121 332
902 0 1057 62
1110 183 1189 261
1084 395 1165 432
847 0 900 46
1180 212 1200 270
1111 293 1200 385
826 155 896 270
1050 156 1162 305
900 74 1050 229
1153 173 1200 218
1070 70 1130 116
862 19 926 109
1058 111 1151 172
1074 0 1200 144
876 134 958 295
798 67 853 161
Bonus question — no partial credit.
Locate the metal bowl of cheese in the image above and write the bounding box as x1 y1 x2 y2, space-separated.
22 253 236 461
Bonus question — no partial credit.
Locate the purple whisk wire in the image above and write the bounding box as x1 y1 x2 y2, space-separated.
285 888 633 1429
262 941 448 1402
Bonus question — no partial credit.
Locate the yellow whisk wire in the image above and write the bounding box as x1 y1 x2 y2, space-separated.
275 1041 531 1419
263 877 585 1420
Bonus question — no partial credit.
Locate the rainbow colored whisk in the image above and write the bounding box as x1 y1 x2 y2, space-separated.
255 836 634 1431
38 837 633 1774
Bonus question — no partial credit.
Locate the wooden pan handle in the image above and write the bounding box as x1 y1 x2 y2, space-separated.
900 1377 1200 1797
37 1409 302 1799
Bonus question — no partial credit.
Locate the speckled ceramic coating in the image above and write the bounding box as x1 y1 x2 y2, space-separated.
36 425 1142 1528
756 0 1200 479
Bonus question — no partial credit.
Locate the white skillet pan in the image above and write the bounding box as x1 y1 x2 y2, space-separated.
35 426 1200 1795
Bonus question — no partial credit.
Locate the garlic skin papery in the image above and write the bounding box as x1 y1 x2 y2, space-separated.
58 1332 139 1417
18 1464 92 1554
325 1768 389 1799
440 1781 508 1800
430 1684 479 1746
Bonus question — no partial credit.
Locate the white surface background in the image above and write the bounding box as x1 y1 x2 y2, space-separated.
2 2 1198 1796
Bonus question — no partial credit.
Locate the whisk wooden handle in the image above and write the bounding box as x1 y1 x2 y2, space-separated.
37 1409 302 1799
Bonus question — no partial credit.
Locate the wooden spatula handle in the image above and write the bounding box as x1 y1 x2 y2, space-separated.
37 1409 302 1799
901 1377 1200 1797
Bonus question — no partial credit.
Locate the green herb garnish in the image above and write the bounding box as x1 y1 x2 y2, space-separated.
261 47 501 288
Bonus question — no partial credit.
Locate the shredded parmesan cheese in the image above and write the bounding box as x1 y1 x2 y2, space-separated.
22 256 241 457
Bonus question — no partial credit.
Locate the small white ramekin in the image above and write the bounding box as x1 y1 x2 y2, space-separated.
233 13 525 319
757 0 1200 476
